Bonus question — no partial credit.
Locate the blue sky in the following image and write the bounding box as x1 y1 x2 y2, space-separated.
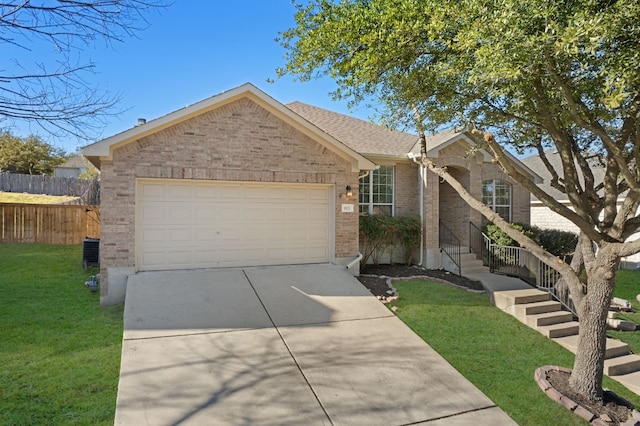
8 2 377 153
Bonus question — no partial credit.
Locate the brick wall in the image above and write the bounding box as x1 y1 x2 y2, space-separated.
99 97 359 294
394 161 420 216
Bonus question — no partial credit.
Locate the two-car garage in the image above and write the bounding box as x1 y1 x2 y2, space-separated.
83 83 375 305
136 179 334 271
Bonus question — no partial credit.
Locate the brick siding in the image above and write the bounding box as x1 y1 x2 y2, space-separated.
99 97 359 288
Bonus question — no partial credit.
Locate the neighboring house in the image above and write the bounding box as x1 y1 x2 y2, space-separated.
83 83 540 306
521 150 639 269
54 155 87 178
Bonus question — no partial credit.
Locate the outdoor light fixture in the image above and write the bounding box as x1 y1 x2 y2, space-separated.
345 185 353 198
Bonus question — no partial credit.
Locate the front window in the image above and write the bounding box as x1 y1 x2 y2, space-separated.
482 179 511 220
359 165 394 215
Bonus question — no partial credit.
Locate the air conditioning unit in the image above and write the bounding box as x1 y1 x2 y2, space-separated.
83 238 100 269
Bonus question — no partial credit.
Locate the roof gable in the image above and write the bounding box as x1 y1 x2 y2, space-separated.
83 83 375 172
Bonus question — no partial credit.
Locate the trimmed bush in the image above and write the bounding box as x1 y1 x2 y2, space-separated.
359 215 422 265
482 222 578 259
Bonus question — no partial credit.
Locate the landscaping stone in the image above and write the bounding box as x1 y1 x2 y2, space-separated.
535 365 638 425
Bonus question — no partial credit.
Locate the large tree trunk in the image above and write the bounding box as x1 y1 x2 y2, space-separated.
569 244 619 401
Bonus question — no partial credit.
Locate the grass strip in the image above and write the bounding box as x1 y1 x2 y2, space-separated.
389 279 640 425
0 244 123 425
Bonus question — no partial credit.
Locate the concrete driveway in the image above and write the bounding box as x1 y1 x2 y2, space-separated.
115 264 516 425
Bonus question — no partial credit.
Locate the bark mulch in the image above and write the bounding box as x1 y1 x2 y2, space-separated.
537 366 639 425
358 264 484 301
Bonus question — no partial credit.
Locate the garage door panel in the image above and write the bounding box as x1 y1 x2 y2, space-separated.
137 180 333 271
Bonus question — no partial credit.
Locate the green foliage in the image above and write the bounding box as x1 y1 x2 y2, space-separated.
359 215 394 264
482 222 534 247
279 0 640 144
78 161 100 180
359 215 421 264
0 244 122 425
0 132 68 175
395 215 421 264
535 228 579 260
483 222 578 259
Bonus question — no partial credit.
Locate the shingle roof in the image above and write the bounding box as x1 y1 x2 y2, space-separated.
58 155 86 169
521 150 606 201
286 102 419 157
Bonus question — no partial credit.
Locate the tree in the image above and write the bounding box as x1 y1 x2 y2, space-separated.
279 0 640 402
0 1 166 139
0 131 68 175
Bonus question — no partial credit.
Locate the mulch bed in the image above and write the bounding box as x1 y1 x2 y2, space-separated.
358 264 484 299
537 366 639 425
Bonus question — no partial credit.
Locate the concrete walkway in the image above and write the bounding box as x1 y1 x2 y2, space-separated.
115 264 516 425
466 270 640 397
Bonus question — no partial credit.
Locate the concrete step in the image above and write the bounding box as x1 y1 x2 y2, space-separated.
537 321 580 338
609 370 640 395
462 266 490 275
552 335 631 359
460 257 483 265
526 311 574 327
514 300 562 317
460 259 486 269
494 289 550 311
604 354 640 376
460 252 478 261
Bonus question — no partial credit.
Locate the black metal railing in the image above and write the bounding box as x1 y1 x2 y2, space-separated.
469 222 491 267
439 221 461 275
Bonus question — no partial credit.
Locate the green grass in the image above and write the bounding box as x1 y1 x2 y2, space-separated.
0 244 123 425
389 280 640 426
0 192 79 204
609 269 640 353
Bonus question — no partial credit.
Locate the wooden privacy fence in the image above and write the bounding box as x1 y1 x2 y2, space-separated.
0 173 100 205
0 203 100 244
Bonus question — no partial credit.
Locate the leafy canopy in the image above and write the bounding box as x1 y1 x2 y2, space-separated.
0 132 68 175
280 0 639 147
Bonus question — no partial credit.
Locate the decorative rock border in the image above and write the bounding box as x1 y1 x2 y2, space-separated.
535 365 640 425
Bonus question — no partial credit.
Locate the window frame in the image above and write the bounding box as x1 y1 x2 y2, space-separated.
482 179 512 221
359 165 395 216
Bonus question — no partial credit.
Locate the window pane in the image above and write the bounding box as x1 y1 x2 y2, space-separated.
373 205 392 216
495 206 510 220
360 166 394 216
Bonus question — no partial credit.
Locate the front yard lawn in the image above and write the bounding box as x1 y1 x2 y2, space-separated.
608 269 640 353
2 244 638 425
389 279 640 426
0 244 123 425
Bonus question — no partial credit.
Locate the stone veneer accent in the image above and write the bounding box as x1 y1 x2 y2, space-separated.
98 97 360 305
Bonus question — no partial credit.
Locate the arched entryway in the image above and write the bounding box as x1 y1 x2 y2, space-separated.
438 165 470 249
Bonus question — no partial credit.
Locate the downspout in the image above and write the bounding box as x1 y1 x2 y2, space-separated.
408 152 425 266
346 252 363 270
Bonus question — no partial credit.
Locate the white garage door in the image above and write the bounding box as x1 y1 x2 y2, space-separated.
136 179 333 271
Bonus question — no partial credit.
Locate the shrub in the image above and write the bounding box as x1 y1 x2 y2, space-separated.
482 222 535 247
395 215 421 264
534 228 578 260
359 215 394 264
482 222 578 259
359 215 422 265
